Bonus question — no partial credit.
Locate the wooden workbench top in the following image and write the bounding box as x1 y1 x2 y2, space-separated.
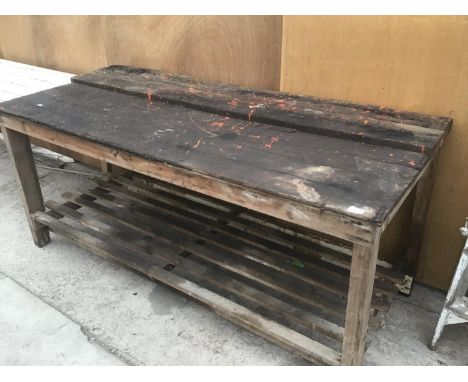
0 65 452 224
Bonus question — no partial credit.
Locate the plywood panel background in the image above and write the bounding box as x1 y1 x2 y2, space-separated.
281 16 468 289
0 16 282 90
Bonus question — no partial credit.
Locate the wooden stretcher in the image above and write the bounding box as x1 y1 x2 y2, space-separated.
0 66 452 365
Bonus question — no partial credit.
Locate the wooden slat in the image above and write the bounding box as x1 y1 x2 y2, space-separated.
31 172 403 364
57 174 399 319
94 177 396 299
72 65 451 152
34 210 341 365
87 186 392 311
92 182 350 288
117 173 404 286
0 116 375 245
45 199 345 343
60 191 350 320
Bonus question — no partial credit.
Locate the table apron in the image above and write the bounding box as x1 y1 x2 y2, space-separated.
0 116 377 246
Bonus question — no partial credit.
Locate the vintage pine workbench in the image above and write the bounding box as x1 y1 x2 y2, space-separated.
0 66 452 365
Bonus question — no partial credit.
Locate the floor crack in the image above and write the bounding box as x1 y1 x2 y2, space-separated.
0 269 142 366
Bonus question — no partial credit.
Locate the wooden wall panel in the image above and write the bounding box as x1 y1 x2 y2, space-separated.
281 16 468 289
0 15 282 189
0 16 282 90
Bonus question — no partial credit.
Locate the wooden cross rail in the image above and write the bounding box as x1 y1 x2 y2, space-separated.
0 65 452 365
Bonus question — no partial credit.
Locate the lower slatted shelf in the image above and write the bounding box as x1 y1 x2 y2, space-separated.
33 172 406 365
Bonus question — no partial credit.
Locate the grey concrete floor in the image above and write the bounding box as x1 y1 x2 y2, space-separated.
0 141 467 366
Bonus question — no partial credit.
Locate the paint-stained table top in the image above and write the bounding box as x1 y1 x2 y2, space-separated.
0 65 452 224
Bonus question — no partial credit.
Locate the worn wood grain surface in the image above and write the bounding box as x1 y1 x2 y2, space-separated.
0 16 282 90
0 66 451 225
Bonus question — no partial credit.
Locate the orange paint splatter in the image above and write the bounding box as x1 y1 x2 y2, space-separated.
276 100 288 109
408 160 416 166
248 109 255 122
210 121 225 128
264 136 279 149
147 89 153 105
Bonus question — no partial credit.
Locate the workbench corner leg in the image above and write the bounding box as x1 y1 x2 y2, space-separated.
341 232 381 365
406 159 437 275
2 126 50 247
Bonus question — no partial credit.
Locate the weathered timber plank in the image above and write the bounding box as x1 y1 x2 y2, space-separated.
90 183 348 295
88 185 392 312
45 199 345 343
34 211 341 365
72 65 452 150
1 127 49 246
406 159 437 275
108 175 402 291
95 177 396 299
93 182 352 286
341 234 381 365
128 173 401 284
61 187 391 315
0 84 419 223
0 116 375 245
60 191 350 319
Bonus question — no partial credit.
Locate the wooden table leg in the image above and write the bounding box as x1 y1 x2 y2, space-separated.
406 160 437 275
341 230 381 365
100 160 111 174
2 126 50 247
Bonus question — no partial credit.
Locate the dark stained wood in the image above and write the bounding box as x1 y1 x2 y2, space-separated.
0 69 452 224
406 159 438 275
1 127 49 246
117 172 404 286
62 173 402 318
34 210 341 365
45 199 345 343
61 190 350 319
72 66 452 150
0 116 375 245
93 176 397 299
